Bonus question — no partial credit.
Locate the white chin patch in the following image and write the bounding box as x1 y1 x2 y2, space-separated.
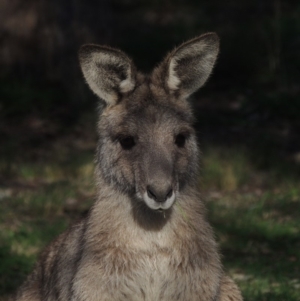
142 191 176 211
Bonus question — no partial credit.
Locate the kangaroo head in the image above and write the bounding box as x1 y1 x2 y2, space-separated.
79 33 219 212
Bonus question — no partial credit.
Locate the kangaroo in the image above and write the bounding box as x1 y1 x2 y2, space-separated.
13 33 243 301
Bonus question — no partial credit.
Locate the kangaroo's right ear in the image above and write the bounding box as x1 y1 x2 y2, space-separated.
79 45 136 105
154 33 219 99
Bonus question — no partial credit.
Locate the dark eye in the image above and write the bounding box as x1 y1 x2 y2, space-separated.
175 133 186 148
119 136 135 150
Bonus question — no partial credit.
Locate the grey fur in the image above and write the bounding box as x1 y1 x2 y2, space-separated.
13 33 243 301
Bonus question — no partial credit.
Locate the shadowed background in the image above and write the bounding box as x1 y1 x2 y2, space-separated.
0 0 299 300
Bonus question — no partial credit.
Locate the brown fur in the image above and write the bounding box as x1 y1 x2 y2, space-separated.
13 33 243 301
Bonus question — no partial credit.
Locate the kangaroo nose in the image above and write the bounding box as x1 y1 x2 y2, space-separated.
147 185 173 203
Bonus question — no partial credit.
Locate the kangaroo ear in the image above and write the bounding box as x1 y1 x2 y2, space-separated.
165 33 219 98
79 45 136 105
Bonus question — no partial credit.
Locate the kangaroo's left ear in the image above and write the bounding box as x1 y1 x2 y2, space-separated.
79 45 136 105
157 33 219 99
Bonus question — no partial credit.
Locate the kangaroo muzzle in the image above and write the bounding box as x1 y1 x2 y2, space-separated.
142 152 177 210
143 189 175 210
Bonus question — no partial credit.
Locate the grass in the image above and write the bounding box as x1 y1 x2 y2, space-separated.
201 146 300 300
0 116 299 300
207 189 300 299
0 117 96 299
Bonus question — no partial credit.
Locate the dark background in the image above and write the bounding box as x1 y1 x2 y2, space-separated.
1 0 300 165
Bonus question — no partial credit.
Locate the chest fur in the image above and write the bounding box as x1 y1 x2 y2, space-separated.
102 250 201 301
80 202 220 301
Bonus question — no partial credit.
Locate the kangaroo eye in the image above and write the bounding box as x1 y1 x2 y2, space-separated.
175 133 186 148
119 136 135 150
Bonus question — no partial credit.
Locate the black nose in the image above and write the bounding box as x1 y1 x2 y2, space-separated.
147 185 173 203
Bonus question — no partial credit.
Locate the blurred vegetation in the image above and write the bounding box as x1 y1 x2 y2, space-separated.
0 0 300 300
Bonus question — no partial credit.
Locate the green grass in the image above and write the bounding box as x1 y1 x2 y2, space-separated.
0 137 96 300
207 189 300 300
200 147 252 191
201 147 300 301
0 128 299 300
